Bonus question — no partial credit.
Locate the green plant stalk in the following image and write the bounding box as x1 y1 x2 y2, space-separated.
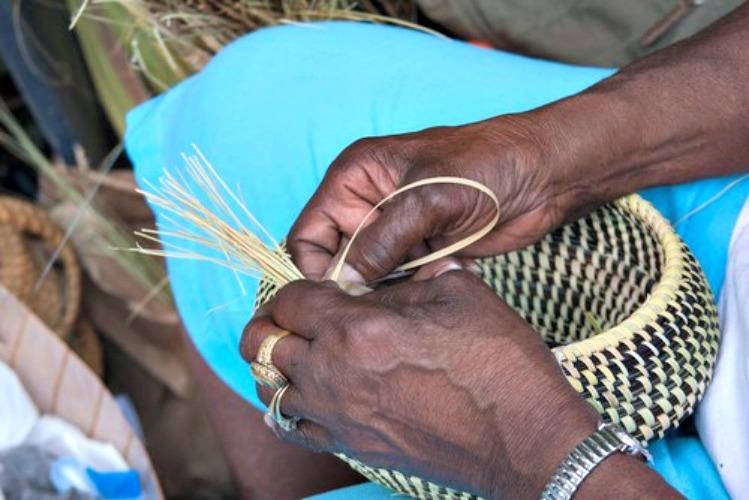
0 98 172 307
66 0 146 135
67 0 191 133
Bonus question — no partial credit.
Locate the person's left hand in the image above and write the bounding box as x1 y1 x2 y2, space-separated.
240 269 600 498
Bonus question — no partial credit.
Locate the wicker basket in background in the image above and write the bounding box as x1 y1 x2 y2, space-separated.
0 196 102 374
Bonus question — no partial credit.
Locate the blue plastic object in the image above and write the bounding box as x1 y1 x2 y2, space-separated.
50 457 142 499
86 467 141 499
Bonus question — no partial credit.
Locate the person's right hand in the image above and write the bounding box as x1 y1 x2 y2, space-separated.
288 115 577 282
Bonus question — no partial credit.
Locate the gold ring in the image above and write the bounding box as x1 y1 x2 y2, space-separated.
257 330 291 367
251 361 288 390
268 385 299 432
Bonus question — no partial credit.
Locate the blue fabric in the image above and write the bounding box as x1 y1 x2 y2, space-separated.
307 482 392 500
125 21 747 500
649 437 729 500
640 176 749 296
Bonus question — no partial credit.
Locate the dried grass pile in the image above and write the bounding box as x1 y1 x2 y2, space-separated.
72 1 428 82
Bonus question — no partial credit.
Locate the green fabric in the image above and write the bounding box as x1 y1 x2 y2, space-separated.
417 0 743 66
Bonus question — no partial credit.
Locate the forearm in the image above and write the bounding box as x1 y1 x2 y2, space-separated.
527 3 749 219
504 10 749 496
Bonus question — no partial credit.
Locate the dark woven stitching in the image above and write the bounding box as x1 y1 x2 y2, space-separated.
255 203 717 500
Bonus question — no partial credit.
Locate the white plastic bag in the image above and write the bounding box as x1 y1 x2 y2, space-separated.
0 361 38 451
24 415 128 472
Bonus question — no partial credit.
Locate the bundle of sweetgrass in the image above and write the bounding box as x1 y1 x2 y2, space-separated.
135 145 497 290
135 146 303 289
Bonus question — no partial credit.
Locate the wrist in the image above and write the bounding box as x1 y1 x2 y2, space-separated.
519 94 658 224
479 107 630 230
516 396 601 498
479 388 601 499
521 55 749 221
479 113 572 230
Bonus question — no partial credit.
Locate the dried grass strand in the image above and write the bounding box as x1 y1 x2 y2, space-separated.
135 147 501 294
134 146 303 288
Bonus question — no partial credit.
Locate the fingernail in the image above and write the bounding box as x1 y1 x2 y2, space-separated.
434 261 463 277
336 263 365 284
339 281 373 296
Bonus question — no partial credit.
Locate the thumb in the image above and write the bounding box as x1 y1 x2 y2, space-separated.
341 191 447 281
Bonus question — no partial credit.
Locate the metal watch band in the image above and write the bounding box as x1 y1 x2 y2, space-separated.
540 423 651 500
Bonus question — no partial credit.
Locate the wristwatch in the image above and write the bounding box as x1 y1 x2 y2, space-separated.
540 422 652 500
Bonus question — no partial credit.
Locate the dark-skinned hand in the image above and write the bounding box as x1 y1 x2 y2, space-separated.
287 117 567 283
241 270 603 498
239 5 749 498
288 4 749 285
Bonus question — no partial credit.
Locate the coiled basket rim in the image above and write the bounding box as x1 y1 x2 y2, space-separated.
552 194 686 362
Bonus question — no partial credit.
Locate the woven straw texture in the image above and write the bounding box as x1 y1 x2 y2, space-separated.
0 196 104 374
0 196 81 340
256 194 719 499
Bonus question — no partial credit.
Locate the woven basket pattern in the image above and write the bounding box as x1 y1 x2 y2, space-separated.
0 225 36 301
0 196 82 340
256 195 719 499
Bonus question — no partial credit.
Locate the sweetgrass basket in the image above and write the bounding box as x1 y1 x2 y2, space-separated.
256 194 719 499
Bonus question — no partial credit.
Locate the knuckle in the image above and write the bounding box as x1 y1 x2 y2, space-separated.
334 137 381 170
274 279 311 302
272 280 323 314
348 137 380 156
400 188 429 211
353 314 390 339
286 224 306 253
352 237 399 278
419 184 463 221
342 311 395 359
396 187 456 234
239 316 264 361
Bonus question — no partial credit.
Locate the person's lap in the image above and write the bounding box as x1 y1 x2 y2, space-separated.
125 21 747 498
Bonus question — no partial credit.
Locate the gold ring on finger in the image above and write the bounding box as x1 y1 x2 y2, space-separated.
251 361 289 390
257 330 291 367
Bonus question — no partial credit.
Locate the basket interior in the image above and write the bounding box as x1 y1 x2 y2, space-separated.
479 203 665 346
